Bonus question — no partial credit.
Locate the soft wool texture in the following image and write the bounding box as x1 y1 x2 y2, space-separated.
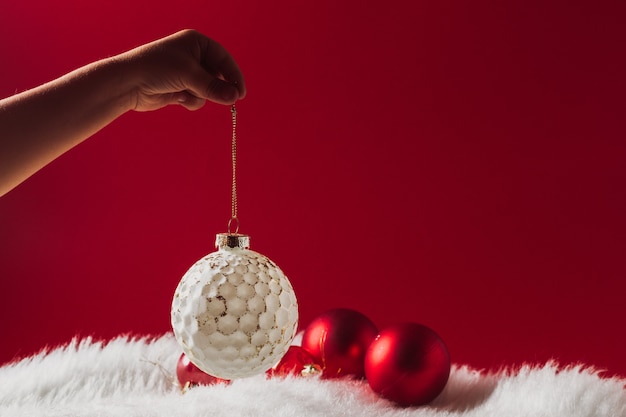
0 334 624 417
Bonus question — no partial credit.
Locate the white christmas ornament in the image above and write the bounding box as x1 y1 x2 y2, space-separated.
171 104 298 379
171 233 298 379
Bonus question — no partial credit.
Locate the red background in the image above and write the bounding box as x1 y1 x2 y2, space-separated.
1 1 625 377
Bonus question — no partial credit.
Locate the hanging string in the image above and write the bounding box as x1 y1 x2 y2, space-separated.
228 104 239 234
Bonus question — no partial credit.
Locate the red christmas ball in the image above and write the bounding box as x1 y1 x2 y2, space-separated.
365 323 450 406
176 353 229 388
301 308 378 379
266 346 322 378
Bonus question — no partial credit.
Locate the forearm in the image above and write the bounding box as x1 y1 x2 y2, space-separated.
0 57 135 196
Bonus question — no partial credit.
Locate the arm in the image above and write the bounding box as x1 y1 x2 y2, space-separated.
0 29 246 197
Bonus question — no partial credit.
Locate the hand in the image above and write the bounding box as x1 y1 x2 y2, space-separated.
0 29 247 196
119 29 247 111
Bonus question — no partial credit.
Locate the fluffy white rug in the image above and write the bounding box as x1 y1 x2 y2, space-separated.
0 334 624 417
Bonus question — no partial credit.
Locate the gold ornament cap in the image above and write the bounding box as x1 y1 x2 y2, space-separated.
216 233 250 249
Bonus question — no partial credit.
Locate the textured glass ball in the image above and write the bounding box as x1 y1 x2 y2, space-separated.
171 234 299 379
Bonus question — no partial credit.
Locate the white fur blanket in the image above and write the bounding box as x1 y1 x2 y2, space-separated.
0 334 624 417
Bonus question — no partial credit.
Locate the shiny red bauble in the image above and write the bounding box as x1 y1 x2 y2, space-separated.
266 345 322 378
301 308 378 379
365 323 450 406
176 353 229 388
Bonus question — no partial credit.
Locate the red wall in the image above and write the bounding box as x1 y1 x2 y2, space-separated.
1 1 625 377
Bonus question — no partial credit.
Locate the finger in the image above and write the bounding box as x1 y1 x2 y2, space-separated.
174 91 206 111
206 76 240 104
201 38 247 99
181 66 240 105
214 55 246 99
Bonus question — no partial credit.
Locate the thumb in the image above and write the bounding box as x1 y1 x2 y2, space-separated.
182 67 240 105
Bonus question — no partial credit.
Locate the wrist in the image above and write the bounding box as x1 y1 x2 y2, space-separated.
90 55 139 114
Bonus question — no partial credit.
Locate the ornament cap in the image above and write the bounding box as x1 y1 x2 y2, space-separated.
216 233 250 249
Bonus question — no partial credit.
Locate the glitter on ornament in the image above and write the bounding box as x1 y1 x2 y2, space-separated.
266 345 322 378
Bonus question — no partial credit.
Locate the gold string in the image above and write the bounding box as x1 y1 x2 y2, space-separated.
228 104 239 234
